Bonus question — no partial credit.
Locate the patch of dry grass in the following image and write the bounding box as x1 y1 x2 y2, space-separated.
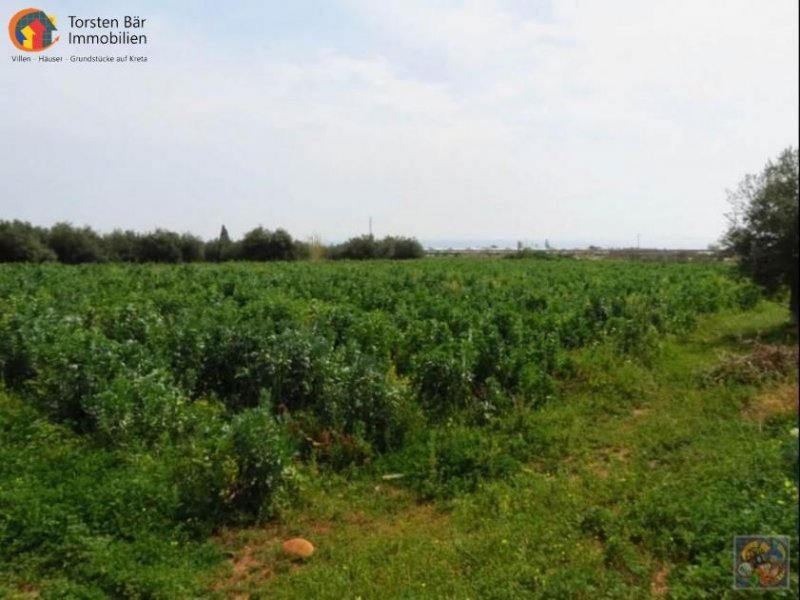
702 342 798 386
742 382 799 425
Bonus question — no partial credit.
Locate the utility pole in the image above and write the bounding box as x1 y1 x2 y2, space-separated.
369 216 373 238
637 233 640 249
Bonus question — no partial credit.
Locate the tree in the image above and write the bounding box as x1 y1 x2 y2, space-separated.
388 236 424 259
240 227 296 261
722 147 799 320
0 220 55 262
104 230 140 262
137 230 183 263
330 235 424 260
205 224 233 262
330 235 378 260
46 222 106 264
219 225 231 245
240 227 272 261
178 233 205 262
268 228 295 261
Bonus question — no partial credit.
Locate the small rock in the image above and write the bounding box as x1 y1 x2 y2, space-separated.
282 538 314 559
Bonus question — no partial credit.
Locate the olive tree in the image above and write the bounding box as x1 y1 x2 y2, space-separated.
722 147 798 320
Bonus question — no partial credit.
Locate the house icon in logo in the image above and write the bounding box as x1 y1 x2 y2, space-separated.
9 8 59 51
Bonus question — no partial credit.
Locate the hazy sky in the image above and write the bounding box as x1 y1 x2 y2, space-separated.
2 0 798 247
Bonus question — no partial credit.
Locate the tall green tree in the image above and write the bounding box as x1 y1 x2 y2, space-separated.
723 147 799 320
219 225 230 245
205 224 233 262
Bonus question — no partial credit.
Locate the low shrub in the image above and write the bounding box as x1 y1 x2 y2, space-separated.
383 426 523 499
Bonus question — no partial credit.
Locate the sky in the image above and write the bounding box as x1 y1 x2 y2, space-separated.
1 0 798 248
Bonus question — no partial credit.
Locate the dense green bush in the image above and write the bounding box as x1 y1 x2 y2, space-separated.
136 229 184 263
175 403 289 526
1 221 426 264
385 425 524 499
104 229 140 262
0 393 220 597
0 220 55 262
329 234 424 260
240 227 296 261
0 260 759 441
0 267 761 514
47 222 107 264
0 258 774 595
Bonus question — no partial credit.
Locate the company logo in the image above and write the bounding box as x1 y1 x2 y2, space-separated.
734 535 790 589
8 8 59 51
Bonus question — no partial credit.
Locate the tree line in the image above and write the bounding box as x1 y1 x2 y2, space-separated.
0 222 425 263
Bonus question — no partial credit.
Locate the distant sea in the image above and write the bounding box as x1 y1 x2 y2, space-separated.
419 238 712 251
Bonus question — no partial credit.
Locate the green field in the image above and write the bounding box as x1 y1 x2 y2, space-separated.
0 260 796 598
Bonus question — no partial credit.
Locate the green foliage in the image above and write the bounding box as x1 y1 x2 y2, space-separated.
723 147 799 319
0 260 779 597
240 227 296 261
229 407 291 516
0 260 759 437
207 303 797 600
505 248 557 260
379 236 425 259
46 222 107 264
0 222 425 264
386 425 524 499
203 226 235 262
104 229 140 262
329 234 379 259
136 229 184 263
86 371 190 444
625 427 798 597
329 234 424 260
0 393 220 598
177 233 205 262
174 402 290 528
0 220 55 263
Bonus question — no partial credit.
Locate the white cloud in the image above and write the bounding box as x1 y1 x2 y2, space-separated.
1 0 796 246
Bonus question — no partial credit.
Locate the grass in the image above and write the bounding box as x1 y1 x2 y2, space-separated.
0 395 223 599
207 301 798 599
